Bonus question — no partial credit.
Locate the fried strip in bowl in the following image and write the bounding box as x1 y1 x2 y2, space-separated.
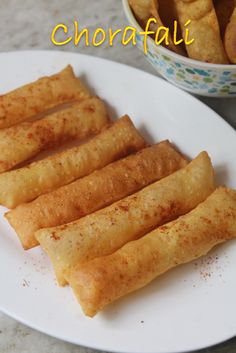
36 151 215 286
158 0 186 53
68 187 236 317
0 65 90 129
214 0 236 36
0 98 109 173
173 0 229 63
150 0 186 55
0 116 146 208
6 141 187 249
128 0 152 26
225 6 236 63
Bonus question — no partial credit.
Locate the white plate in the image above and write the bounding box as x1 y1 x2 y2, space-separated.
0 51 236 353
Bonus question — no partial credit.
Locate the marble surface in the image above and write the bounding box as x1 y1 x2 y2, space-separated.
0 1 236 353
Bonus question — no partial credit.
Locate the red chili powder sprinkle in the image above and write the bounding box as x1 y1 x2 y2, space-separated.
193 253 228 283
51 231 60 240
22 279 30 287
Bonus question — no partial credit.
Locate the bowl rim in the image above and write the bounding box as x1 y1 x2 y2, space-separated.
122 0 236 70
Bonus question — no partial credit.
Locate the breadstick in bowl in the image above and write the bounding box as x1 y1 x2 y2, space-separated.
69 187 236 317
0 116 146 208
150 0 186 55
36 151 215 286
0 65 90 129
0 98 109 173
214 0 236 36
174 0 229 63
129 0 152 26
6 141 187 249
225 6 236 63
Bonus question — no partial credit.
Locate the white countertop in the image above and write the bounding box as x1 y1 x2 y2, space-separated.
0 1 235 352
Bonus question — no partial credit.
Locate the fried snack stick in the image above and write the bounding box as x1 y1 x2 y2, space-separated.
225 6 236 63
0 65 90 129
69 187 236 317
0 116 146 208
173 0 229 63
6 141 187 250
36 152 215 286
150 0 186 55
0 98 108 173
129 0 185 54
129 0 152 26
158 0 186 52
214 0 236 36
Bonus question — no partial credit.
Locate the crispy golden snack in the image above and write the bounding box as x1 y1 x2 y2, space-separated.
0 65 90 129
0 116 146 209
158 0 177 29
150 0 186 55
6 141 187 249
158 0 186 53
225 6 236 63
0 98 108 173
174 0 229 63
129 0 185 54
214 0 236 36
129 0 152 26
69 187 236 317
36 152 215 286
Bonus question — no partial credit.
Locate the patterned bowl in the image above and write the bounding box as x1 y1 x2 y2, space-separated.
122 0 236 97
